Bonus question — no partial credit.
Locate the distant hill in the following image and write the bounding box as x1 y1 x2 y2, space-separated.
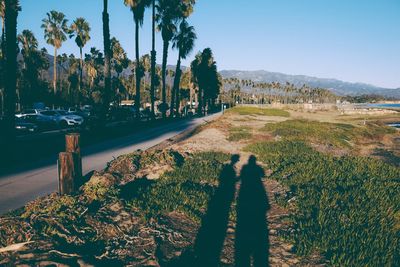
219 70 400 98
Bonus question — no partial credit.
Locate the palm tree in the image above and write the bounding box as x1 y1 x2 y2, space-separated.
103 0 111 110
0 0 5 116
110 37 129 78
124 0 151 118
0 0 5 59
41 10 68 94
170 20 196 117
156 0 178 118
18 30 38 55
3 0 19 159
191 48 220 116
150 0 156 119
70 17 91 90
157 0 195 118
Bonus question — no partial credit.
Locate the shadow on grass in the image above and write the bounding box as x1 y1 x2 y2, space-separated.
164 155 270 267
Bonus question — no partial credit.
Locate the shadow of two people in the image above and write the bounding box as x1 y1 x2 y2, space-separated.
167 155 270 267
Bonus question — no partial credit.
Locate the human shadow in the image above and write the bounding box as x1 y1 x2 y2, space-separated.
165 154 240 267
192 154 240 266
235 155 270 267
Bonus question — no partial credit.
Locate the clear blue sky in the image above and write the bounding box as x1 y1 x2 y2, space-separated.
19 0 400 88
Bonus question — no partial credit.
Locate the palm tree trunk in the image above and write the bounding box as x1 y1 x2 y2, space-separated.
79 47 83 90
3 0 18 161
1 16 5 116
197 87 202 116
1 16 4 58
103 0 111 112
169 60 179 118
161 39 169 119
134 17 141 119
53 48 57 94
173 55 182 117
150 0 156 120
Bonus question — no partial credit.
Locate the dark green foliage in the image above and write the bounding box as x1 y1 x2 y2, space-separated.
247 141 400 266
126 152 230 222
191 48 221 115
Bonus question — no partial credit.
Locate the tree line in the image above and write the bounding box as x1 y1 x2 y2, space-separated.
221 78 339 106
0 0 222 152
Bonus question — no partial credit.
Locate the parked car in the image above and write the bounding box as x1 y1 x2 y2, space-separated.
15 109 42 118
15 117 38 134
40 110 84 128
19 114 56 131
55 110 85 128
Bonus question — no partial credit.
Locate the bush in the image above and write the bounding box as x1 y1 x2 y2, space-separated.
246 141 400 266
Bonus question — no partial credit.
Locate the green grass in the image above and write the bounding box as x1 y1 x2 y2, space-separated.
228 106 290 117
262 119 396 148
228 126 252 141
246 141 400 266
126 152 231 222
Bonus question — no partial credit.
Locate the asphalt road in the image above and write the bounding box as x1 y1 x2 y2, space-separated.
0 113 220 214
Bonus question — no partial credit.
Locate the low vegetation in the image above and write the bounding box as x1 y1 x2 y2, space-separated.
262 119 396 148
247 140 400 266
126 151 231 222
228 106 290 117
227 126 252 141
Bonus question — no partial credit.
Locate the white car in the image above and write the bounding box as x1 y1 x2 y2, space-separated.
56 110 84 127
40 110 84 128
15 109 42 118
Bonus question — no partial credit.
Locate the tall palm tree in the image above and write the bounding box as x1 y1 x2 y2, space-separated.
150 0 156 119
18 29 38 55
70 17 91 90
3 0 19 159
170 20 196 117
41 10 68 94
157 0 195 118
156 0 178 119
0 0 5 116
0 0 5 60
124 0 151 118
103 0 111 111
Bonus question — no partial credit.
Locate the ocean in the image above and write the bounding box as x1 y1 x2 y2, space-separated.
366 103 400 109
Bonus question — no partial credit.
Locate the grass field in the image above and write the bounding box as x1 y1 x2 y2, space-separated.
261 119 396 148
246 140 400 266
228 106 290 117
227 126 252 141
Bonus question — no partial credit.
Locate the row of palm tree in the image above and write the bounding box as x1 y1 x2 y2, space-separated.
41 11 91 96
0 0 223 155
123 0 197 119
222 78 338 105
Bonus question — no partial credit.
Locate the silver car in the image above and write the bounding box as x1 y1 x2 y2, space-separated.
40 110 84 128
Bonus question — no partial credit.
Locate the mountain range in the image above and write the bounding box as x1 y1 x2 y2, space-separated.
219 70 400 98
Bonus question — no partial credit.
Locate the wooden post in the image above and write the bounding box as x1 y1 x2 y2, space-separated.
58 152 78 195
66 133 81 157
65 133 82 182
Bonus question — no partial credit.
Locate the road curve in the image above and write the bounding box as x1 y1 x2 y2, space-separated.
0 113 221 214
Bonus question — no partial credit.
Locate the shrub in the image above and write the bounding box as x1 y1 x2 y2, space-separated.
246 141 400 266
